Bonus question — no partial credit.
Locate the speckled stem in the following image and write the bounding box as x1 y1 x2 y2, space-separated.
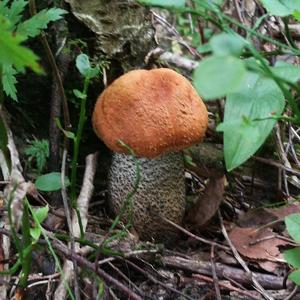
108 152 186 241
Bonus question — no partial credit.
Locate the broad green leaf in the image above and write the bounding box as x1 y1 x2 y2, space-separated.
289 269 300 285
284 248 300 268
0 23 41 73
138 0 185 8
285 213 300 243
2 64 17 100
17 8 67 38
260 0 300 16
272 61 300 83
210 33 246 57
193 55 246 100
35 172 70 192
32 205 49 224
219 72 284 171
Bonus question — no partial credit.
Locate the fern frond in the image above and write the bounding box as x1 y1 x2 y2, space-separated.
17 7 67 38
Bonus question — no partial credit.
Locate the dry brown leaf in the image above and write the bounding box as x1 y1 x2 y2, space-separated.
229 226 288 262
266 202 300 220
185 176 225 229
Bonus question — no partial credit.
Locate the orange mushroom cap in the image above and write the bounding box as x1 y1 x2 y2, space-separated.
92 68 208 158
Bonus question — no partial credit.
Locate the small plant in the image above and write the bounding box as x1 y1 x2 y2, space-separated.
24 139 49 174
0 0 67 101
283 213 300 285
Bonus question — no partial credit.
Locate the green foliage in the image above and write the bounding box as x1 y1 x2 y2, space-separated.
217 73 285 171
193 56 246 99
30 205 49 241
260 0 300 17
284 214 300 285
76 53 100 79
0 0 67 101
24 139 49 174
35 172 70 192
17 8 67 38
138 0 186 8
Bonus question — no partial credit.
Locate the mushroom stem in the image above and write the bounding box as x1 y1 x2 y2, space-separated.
108 152 186 241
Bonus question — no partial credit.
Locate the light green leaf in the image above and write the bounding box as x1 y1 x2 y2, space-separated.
2 64 17 101
220 72 284 171
73 89 86 99
30 226 41 241
138 0 185 8
272 61 300 83
76 53 91 77
289 269 300 285
285 213 300 243
284 247 300 268
55 117 75 140
6 0 28 28
17 8 67 38
32 205 49 224
0 23 41 73
260 0 300 16
210 33 246 57
193 55 246 100
293 10 300 20
35 172 70 192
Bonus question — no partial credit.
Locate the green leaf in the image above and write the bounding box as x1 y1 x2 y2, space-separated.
55 118 75 140
30 227 41 241
193 55 246 100
76 54 91 77
17 8 67 38
35 172 70 192
219 72 284 171
6 0 28 28
32 205 49 224
138 0 185 8
0 21 41 73
260 0 300 16
289 269 300 285
284 247 300 268
210 33 246 57
285 213 300 243
272 61 300 83
293 10 300 20
2 64 17 101
73 89 86 99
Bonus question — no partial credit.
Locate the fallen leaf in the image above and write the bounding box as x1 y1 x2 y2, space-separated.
229 226 288 273
185 176 225 229
266 202 300 220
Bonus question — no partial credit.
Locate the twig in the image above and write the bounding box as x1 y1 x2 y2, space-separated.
160 216 229 251
54 153 98 300
51 240 142 300
210 245 221 300
162 255 288 290
0 109 32 300
145 48 198 72
275 124 300 190
124 259 195 300
192 274 261 300
218 210 274 300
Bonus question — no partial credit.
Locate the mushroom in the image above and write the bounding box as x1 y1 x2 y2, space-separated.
92 68 208 241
